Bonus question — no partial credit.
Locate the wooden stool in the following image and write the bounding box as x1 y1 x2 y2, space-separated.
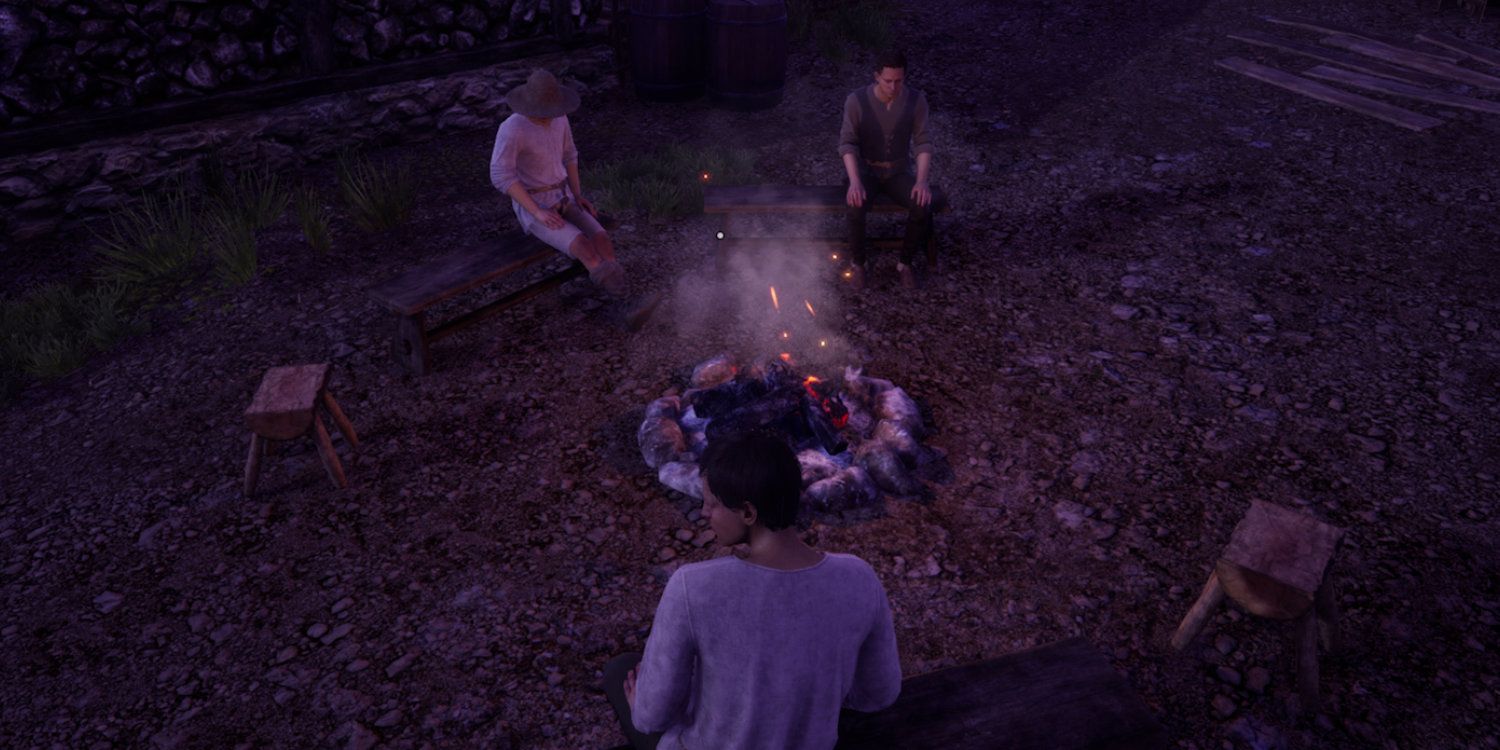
1170 500 1345 714
243 363 359 495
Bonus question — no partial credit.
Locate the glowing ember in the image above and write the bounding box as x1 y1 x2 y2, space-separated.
779 352 793 362
831 253 840 261
715 230 725 240
779 330 790 340
842 270 853 280
819 339 828 347
770 286 780 311
700 171 712 182
804 300 816 316
802 376 850 429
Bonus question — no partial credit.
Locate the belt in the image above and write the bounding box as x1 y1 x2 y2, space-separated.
863 159 896 169
526 180 568 194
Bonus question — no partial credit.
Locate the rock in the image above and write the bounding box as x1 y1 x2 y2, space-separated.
371 17 404 56
274 646 298 664
184 58 219 89
1211 694 1237 718
1053 500 1086 529
1109 304 1139 321
1346 433 1386 454
1215 666 1241 686
657 546 677 561
333 16 367 44
93 590 124 613
320 623 353 645
345 722 377 750
270 24 299 57
1246 666 1271 693
210 624 236 643
210 33 247 66
1227 715 1287 750
1214 634 1236 655
0 176 44 200
457 5 489 32
385 651 418 678
374 708 403 728
307 623 328 639
219 5 257 29
0 6 37 79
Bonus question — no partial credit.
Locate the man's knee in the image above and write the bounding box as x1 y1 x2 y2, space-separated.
569 235 600 264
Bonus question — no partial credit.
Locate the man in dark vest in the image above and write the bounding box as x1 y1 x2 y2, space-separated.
838 49 934 290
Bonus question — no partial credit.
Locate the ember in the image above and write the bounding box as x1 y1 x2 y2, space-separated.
639 354 934 513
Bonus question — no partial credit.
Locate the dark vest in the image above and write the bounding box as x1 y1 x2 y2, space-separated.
855 86 918 178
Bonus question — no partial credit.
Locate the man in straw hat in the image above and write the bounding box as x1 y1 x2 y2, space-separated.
490 68 660 329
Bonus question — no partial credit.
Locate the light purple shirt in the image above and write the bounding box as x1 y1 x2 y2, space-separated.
488 113 579 228
633 553 902 750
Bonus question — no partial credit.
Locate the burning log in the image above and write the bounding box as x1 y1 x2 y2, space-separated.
704 386 805 443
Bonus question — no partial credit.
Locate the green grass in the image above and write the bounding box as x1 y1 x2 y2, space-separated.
207 212 260 286
295 186 333 253
0 282 143 384
337 149 416 232
90 183 201 288
214 167 289 232
586 144 757 219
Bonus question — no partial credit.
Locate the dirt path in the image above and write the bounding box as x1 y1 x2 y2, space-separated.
3 0 1498 747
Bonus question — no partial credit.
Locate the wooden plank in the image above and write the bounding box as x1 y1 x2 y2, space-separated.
1417 31 1500 71
427 261 586 340
245 364 330 440
836 638 1165 750
1215 57 1445 131
1228 31 1445 87
1305 64 1500 114
1260 16 1464 63
703 184 948 214
368 231 556 315
1322 35 1500 91
0 29 608 156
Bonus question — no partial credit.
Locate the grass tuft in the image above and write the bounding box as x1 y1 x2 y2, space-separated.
793 0 892 61
585 144 757 219
90 184 201 288
0 283 143 383
295 186 334 253
214 167 289 232
207 212 260 287
337 149 416 232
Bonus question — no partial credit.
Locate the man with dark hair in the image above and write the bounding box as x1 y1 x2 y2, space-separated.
602 431 902 750
838 48 935 290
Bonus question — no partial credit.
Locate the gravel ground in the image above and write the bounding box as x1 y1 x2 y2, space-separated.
3 0 1499 748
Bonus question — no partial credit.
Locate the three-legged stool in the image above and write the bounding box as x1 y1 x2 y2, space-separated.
243 363 359 495
1171 500 1345 714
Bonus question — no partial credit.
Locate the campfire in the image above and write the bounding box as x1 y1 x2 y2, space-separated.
639 353 932 513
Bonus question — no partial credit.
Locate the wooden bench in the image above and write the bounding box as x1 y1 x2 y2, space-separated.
836 637 1165 750
369 230 585 375
702 185 949 270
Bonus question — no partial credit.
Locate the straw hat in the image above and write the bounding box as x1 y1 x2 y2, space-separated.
505 69 581 118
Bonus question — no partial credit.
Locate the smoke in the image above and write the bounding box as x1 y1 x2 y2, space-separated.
668 212 853 371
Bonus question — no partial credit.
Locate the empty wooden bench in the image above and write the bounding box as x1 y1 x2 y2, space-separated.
702 184 949 269
836 637 1165 750
368 230 585 375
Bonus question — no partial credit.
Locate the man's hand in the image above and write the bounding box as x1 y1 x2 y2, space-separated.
533 207 566 230
910 180 932 208
846 181 866 209
624 666 639 709
577 195 598 218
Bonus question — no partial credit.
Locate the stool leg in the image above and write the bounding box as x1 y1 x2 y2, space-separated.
1316 573 1340 654
312 413 348 489
321 391 359 450
244 433 265 497
1298 609 1321 715
1171 570 1225 650
395 312 429 375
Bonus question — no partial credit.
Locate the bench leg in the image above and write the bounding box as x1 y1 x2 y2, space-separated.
322 391 359 451
394 312 430 376
312 413 348 489
244 433 265 497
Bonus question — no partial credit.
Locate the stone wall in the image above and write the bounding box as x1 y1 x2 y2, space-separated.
0 0 604 128
0 44 615 246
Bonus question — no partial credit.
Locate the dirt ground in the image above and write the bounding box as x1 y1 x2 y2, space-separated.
3 0 1499 748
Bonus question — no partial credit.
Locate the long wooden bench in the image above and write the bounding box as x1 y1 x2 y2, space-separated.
368 230 585 375
702 184 949 269
835 637 1166 750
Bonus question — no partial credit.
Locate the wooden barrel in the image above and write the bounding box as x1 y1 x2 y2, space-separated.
629 0 707 101
705 0 788 110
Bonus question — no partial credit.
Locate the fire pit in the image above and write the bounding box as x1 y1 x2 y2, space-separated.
638 353 932 513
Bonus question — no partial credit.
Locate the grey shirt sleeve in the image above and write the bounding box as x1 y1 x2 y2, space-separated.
489 122 518 194
561 116 578 166
633 570 697 733
911 92 934 157
843 571 902 711
838 92 862 157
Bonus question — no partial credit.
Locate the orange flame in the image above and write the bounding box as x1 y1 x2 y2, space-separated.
779 352 793 363
804 300 815 316
769 286 780 311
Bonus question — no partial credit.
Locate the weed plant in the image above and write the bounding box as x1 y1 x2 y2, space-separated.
216 167 289 231
0 283 142 383
792 0 892 61
337 149 416 232
295 187 333 253
586 145 756 219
